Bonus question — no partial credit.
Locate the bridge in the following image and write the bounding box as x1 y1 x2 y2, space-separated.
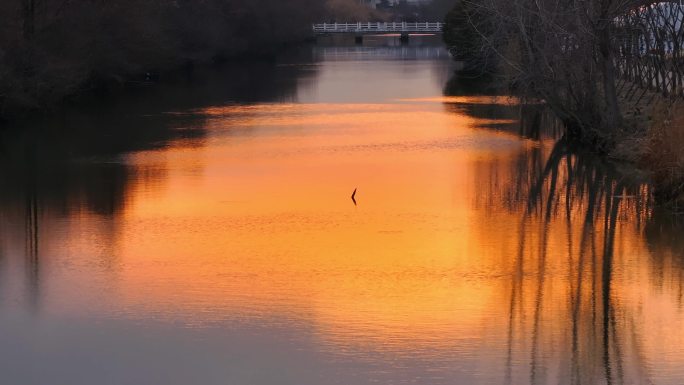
313 22 444 34
312 22 444 43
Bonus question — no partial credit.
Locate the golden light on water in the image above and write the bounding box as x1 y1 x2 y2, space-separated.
1 49 684 385
76 100 682 379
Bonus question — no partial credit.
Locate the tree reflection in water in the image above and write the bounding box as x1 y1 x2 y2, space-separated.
444 71 682 383
0 59 314 313
501 111 677 385
511 138 647 385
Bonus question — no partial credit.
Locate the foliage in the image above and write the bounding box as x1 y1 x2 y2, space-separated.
442 0 495 73
324 0 385 22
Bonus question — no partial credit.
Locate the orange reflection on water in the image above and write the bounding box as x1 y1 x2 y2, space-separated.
5 97 684 384
110 99 684 380
122 100 680 358
115 101 527 344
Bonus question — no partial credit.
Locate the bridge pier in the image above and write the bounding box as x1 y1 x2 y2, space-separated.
355 35 363 45
400 33 409 44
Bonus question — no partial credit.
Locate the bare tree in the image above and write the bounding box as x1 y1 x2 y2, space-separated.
444 0 684 150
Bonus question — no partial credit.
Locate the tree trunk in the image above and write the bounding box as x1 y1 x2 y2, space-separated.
598 25 622 132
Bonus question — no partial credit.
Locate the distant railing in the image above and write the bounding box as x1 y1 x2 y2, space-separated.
312 22 444 34
614 2 684 99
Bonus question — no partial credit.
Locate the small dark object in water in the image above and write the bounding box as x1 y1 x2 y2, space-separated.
351 188 357 206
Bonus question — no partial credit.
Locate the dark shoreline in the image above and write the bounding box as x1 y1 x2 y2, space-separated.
0 40 313 128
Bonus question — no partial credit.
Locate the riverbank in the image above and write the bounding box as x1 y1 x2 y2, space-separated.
0 42 318 125
612 94 684 209
0 0 326 123
0 42 315 126
446 62 684 209
441 0 684 210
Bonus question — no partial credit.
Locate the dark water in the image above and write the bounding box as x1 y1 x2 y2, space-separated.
1 35 683 385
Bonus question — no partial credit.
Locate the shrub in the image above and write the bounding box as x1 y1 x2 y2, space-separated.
642 100 684 206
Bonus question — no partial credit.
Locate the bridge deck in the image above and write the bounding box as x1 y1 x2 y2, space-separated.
313 22 444 34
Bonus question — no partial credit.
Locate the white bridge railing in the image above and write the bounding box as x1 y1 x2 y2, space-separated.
313 22 444 34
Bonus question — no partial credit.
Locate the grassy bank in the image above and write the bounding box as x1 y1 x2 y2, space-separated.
613 96 684 208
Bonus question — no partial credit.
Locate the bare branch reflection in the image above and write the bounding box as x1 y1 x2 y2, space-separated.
498 128 658 385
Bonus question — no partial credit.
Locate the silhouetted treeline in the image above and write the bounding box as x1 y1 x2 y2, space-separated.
0 0 325 118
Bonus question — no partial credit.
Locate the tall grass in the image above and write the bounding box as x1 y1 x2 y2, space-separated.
642 100 684 206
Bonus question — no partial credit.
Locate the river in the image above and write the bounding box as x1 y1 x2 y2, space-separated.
0 35 683 385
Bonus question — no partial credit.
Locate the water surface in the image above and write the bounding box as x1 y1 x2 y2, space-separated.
1 36 683 385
